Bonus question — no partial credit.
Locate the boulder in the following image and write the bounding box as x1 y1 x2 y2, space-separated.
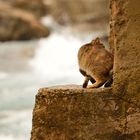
12 0 47 18
1 0 47 17
0 3 50 41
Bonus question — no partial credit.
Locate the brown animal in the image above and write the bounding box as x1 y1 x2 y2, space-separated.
78 37 113 88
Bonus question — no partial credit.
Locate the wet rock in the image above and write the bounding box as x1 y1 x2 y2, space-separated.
0 3 49 41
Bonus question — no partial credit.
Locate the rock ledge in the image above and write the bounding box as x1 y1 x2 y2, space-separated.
31 85 140 140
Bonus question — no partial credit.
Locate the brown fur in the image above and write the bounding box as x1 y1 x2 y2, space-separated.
78 37 113 88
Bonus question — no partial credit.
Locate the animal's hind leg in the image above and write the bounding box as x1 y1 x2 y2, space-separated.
104 77 113 87
82 76 95 88
79 69 87 76
87 75 108 88
104 71 113 87
79 69 96 88
89 77 96 84
82 76 90 88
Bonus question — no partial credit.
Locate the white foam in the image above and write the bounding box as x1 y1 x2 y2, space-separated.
0 135 24 140
30 32 83 82
0 72 8 79
0 135 14 140
0 110 32 140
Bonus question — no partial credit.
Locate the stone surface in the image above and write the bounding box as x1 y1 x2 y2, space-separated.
31 85 140 140
110 0 140 96
0 2 49 41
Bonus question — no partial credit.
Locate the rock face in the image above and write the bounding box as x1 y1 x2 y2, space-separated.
31 86 140 140
110 0 140 100
0 1 49 41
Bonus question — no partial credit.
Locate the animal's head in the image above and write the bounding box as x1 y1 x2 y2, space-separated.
91 37 105 48
91 37 104 47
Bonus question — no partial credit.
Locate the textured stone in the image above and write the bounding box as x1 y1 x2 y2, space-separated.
31 85 140 140
110 0 140 96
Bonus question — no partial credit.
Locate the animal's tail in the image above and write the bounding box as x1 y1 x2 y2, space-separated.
104 69 113 87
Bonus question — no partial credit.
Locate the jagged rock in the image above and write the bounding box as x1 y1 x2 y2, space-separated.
0 3 49 41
